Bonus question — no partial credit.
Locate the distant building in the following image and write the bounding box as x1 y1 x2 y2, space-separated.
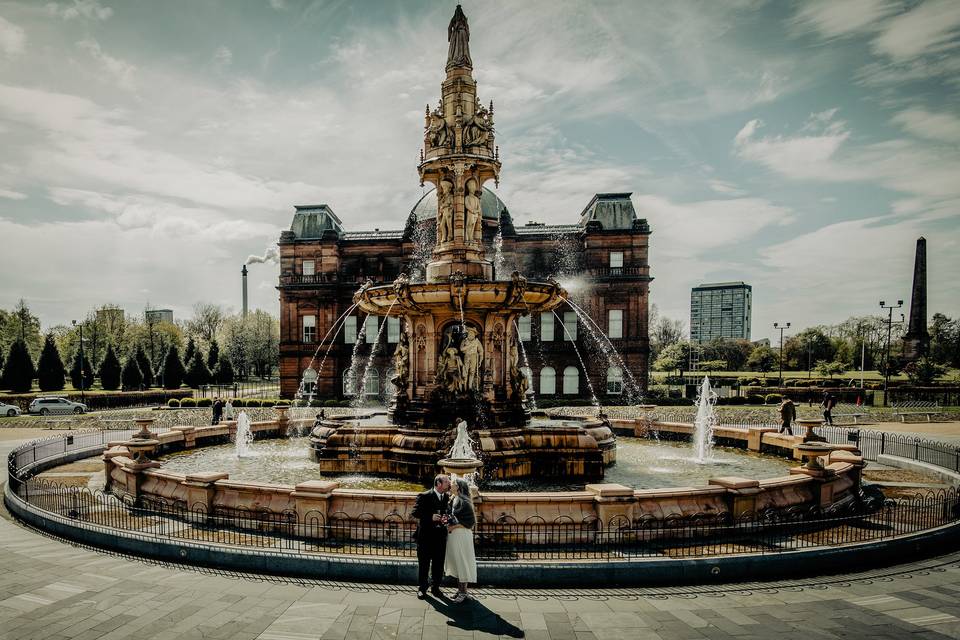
690 282 752 343
145 309 174 324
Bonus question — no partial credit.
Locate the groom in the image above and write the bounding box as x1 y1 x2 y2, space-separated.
412 474 451 598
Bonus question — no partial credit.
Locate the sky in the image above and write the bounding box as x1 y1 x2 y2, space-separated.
0 0 958 341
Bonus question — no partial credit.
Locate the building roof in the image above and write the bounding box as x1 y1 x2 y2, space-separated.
693 281 752 290
289 205 343 240
515 223 580 236
578 193 637 230
342 229 405 240
411 186 508 222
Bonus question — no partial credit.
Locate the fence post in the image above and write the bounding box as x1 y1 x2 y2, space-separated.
915 439 919 460
881 433 886 455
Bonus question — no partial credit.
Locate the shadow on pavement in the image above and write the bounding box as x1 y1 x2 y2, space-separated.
427 593 525 637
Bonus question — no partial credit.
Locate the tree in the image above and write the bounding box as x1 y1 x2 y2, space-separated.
697 359 727 372
653 341 699 376
1 339 35 392
903 357 947 385
813 359 845 379
701 338 752 371
0 347 5 379
207 339 220 371
185 351 212 388
160 346 186 389
134 346 153 388
187 303 226 344
0 300 42 359
36 334 66 391
183 336 196 370
215 355 235 385
217 310 280 379
98 345 122 390
121 353 143 391
648 304 686 361
930 313 960 368
69 348 94 391
747 345 777 375
784 328 834 372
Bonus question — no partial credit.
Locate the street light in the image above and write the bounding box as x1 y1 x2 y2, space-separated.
879 300 904 407
71 320 85 403
774 322 790 387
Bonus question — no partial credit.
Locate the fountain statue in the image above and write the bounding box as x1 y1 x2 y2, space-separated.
309 6 616 482
438 418 484 479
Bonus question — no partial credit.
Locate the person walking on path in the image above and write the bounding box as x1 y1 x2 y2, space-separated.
211 397 223 425
821 392 837 426
224 398 234 421
411 474 450 599
778 397 797 435
444 477 478 603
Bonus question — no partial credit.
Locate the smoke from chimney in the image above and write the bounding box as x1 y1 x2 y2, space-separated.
246 247 279 265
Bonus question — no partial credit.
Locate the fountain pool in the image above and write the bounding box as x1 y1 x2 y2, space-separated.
158 435 792 492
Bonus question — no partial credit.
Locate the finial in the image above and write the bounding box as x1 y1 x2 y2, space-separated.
419 148 424 162
425 104 430 115
495 145 499 159
489 100 494 114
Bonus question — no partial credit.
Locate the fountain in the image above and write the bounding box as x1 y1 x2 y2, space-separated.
309 8 615 481
691 376 718 463
234 411 254 458
437 418 484 479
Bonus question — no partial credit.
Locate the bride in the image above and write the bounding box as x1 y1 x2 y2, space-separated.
444 477 477 602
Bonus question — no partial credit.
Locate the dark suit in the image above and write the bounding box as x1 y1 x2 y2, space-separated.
411 489 448 591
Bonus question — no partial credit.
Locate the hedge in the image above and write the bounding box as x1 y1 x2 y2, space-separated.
0 389 193 411
167 399 180 408
196 398 212 407
180 397 197 407
765 393 783 404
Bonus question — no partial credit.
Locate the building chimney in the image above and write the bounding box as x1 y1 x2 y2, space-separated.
242 264 248 318
902 237 929 361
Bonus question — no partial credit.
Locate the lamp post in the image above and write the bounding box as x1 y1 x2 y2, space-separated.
774 322 790 388
71 320 85 403
879 300 904 407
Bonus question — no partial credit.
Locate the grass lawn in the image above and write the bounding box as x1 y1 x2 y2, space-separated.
649 369 959 383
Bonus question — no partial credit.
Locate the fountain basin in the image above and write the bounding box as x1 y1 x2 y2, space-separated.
438 457 484 477
354 279 566 316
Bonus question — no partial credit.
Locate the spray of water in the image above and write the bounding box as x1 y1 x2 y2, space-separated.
551 310 599 407
234 411 254 458
449 419 479 460
513 319 537 411
692 376 718 463
293 300 361 407
350 301 397 417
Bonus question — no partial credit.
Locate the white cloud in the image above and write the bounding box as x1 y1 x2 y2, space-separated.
708 179 746 196
0 16 26 57
77 39 136 91
0 188 27 200
267 0 286 9
891 107 960 142
213 45 233 67
46 0 113 21
790 0 900 39
871 0 960 61
733 117 853 181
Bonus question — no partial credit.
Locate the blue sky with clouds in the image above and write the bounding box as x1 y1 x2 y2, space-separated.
0 0 958 340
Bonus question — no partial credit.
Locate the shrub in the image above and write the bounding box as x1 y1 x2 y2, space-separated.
37 334 66 392
135 347 154 389
121 354 143 392
745 394 765 404
261 399 275 407
69 348 94 391
276 399 291 407
98 345 122 391
765 393 783 404
167 398 181 408
323 399 339 407
180 397 197 407
196 398 212 407
214 356 235 385
233 398 246 407
2 339 35 393
718 396 747 405
161 346 186 389
185 352 212 388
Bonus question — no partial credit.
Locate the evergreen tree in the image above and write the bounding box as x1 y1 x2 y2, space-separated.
0 347 5 379
98 344 122 390
135 345 154 388
207 339 220 371
121 353 143 391
69 348 94 390
1 339 35 392
185 351 212 388
215 356 235 385
37 334 66 391
160 345 186 389
183 337 196 371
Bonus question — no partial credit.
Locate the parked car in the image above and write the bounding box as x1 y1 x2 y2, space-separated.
28 397 87 415
0 402 20 417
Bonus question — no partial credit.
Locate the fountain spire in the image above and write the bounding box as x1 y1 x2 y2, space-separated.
419 4 499 283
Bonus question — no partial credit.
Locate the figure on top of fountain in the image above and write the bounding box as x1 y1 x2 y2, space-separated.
447 5 472 71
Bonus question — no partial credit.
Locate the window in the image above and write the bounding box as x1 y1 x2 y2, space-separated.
539 367 556 395
563 366 579 395
517 315 531 341
606 366 623 395
362 316 378 343
342 370 354 395
540 312 554 341
302 315 317 342
344 316 358 344
387 317 400 343
364 369 379 396
609 252 624 268
562 311 577 341
608 309 623 339
302 260 315 276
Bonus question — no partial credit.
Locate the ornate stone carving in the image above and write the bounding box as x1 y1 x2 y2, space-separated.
508 336 528 399
427 108 450 149
437 179 454 244
436 341 464 393
464 178 482 244
446 5 472 71
460 326 484 391
391 333 409 389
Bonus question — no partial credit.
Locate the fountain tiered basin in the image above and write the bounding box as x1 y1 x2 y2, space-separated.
353 277 565 315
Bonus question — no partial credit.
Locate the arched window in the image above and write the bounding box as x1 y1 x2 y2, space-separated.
606 366 623 395
562 366 579 395
365 369 379 396
342 369 354 396
539 366 556 395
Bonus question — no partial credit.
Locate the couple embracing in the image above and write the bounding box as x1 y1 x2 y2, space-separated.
412 474 477 602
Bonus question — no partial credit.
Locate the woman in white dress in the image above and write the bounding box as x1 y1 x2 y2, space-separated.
444 477 477 602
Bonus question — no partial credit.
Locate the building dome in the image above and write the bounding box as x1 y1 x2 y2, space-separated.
410 186 508 222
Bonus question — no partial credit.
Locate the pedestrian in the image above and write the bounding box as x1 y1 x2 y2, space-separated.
411 474 451 599
211 397 223 425
821 391 836 426
778 397 796 435
444 477 477 603
224 398 235 421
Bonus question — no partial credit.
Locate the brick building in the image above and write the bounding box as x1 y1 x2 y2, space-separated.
277 191 652 403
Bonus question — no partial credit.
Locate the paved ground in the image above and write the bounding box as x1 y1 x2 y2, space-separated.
3 428 960 639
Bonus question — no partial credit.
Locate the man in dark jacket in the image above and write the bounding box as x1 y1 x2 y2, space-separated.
411 474 451 598
211 398 223 425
